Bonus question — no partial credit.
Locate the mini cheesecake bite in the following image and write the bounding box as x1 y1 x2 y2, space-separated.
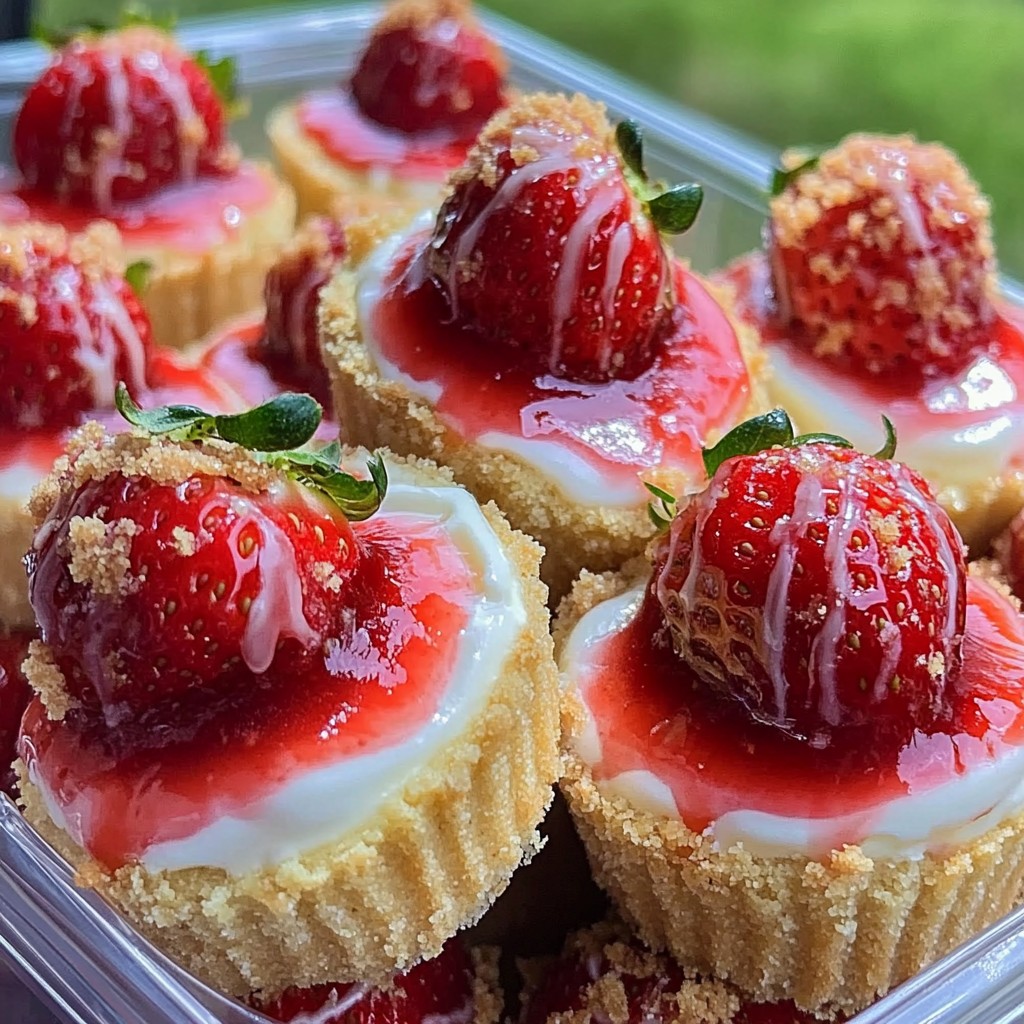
321 93 768 599
2 22 295 348
557 412 1024 1015
721 133 1024 553
268 0 507 218
17 398 559 995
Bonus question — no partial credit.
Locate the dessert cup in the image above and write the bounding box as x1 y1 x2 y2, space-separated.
18 427 560 995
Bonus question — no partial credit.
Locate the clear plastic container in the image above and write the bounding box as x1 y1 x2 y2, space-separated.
2 4 1024 1022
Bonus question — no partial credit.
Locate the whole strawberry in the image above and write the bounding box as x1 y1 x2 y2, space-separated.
350 0 506 139
251 940 478 1023
769 134 996 381
422 94 702 383
14 25 234 211
0 223 151 429
260 215 348 407
0 630 33 801
27 389 386 722
651 410 967 744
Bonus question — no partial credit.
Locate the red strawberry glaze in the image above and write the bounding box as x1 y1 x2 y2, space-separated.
0 630 33 801
721 253 1024 473
297 91 471 183
574 576 1024 839
19 511 475 870
0 164 275 255
0 343 256 498
368 233 752 498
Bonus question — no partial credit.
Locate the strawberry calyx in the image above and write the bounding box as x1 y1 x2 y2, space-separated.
646 410 897 528
768 152 819 197
615 119 703 235
115 384 387 520
32 5 243 119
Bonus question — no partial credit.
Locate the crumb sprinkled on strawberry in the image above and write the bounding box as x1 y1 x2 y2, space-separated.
0 223 151 429
651 412 967 743
14 26 237 211
25 395 385 724
769 134 996 382
350 0 506 139
422 93 699 383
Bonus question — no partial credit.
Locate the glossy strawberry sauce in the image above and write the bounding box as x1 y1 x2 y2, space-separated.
579 577 1024 836
298 90 471 181
0 163 274 253
371 237 752 497
723 252 1024 466
21 512 475 869
0 316 336 498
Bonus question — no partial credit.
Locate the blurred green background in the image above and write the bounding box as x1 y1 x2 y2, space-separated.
39 0 1024 273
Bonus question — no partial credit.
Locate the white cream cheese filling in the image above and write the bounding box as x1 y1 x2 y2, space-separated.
355 215 658 509
769 343 1024 496
562 584 1024 861
30 460 526 875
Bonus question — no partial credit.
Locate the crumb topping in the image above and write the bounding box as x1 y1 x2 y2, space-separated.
28 423 282 533
67 515 139 597
448 93 612 192
0 221 124 282
769 133 997 364
373 0 477 37
24 640 78 721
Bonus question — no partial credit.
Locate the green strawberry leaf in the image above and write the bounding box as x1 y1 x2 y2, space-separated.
702 408 795 478
115 382 213 438
193 50 246 118
615 118 704 238
124 260 152 298
615 119 646 182
263 447 388 522
32 4 175 47
648 183 704 234
213 393 322 452
115 385 386 520
769 154 819 197
873 415 898 460
644 480 678 531
790 432 854 449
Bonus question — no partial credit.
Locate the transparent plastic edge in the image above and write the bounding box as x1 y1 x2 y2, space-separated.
0 5 1022 1024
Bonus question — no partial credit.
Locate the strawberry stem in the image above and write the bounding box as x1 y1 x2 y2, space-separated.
615 119 703 236
114 383 387 521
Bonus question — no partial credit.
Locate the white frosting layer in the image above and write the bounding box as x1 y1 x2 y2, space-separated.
32 462 526 875
562 584 1024 861
354 215 650 509
0 461 44 504
770 343 1024 496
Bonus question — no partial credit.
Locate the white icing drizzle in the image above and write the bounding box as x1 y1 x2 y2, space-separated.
658 455 962 728
439 124 644 375
287 983 371 1024
220 492 318 675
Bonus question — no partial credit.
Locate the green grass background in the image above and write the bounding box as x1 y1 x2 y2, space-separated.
39 0 1024 274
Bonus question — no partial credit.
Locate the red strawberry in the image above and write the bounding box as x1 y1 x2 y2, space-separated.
522 928 838 1024
651 411 967 744
29 466 359 720
14 26 234 211
0 223 152 430
250 940 479 1024
421 94 702 383
0 630 33 801
769 134 996 382
260 215 348 407
994 512 1024 603
350 0 506 139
